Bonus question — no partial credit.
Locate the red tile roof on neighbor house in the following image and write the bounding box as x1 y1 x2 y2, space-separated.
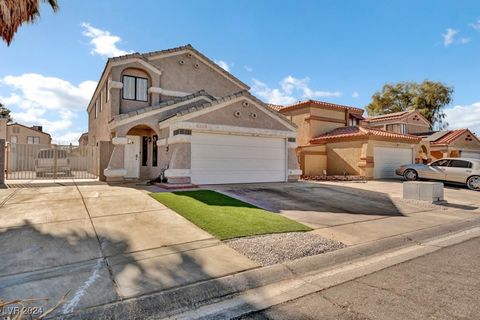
363 110 430 125
266 100 364 114
310 126 422 144
430 129 478 145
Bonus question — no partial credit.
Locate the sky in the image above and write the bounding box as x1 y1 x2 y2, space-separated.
1 0 480 144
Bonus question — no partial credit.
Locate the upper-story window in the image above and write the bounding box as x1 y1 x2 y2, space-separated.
122 75 148 102
400 123 407 134
27 136 40 144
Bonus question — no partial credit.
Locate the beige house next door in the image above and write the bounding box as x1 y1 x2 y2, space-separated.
124 135 141 178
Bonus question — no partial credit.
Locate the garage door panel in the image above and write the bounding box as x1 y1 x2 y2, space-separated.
374 147 413 179
191 132 286 184
192 146 284 160
192 159 284 171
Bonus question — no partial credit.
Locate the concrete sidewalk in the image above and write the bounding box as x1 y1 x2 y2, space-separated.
0 182 257 318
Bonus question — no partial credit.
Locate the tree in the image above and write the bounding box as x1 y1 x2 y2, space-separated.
0 0 58 46
366 80 453 130
0 102 12 122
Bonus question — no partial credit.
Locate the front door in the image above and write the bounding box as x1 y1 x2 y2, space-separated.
124 135 140 178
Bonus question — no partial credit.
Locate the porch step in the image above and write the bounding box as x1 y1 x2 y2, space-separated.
154 183 199 190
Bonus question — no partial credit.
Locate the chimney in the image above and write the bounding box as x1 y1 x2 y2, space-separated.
32 125 43 132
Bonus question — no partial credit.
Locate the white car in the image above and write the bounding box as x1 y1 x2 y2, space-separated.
396 158 480 191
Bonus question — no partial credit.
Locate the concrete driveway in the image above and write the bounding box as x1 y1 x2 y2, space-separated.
0 182 256 317
216 180 480 245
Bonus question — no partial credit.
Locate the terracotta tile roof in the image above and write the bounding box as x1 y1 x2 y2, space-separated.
363 110 430 125
430 129 470 145
310 126 422 144
267 100 364 114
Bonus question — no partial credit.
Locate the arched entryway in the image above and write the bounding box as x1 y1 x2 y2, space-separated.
124 125 159 179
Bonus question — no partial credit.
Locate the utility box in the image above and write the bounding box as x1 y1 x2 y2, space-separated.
403 181 444 203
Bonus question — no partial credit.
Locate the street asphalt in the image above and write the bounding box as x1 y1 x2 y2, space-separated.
242 236 480 320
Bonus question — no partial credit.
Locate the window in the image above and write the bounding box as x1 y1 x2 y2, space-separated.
122 75 148 101
94 101 98 119
10 136 17 144
349 117 359 127
431 159 450 167
105 81 108 102
173 129 192 136
12 126 19 134
99 92 103 112
27 136 40 144
152 135 158 167
386 124 395 132
449 160 472 169
142 136 148 166
288 137 296 143
400 124 407 134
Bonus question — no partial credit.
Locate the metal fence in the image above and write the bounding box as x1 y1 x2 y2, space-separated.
5 143 99 180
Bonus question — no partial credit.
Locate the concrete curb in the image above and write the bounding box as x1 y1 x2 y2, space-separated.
55 216 480 320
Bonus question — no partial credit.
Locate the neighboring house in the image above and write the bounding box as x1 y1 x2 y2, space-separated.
361 110 431 135
271 100 422 179
78 132 88 146
86 44 300 184
415 129 480 160
6 122 51 145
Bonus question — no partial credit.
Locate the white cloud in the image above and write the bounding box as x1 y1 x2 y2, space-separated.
352 91 360 98
244 65 253 72
470 19 480 31
81 22 132 58
0 73 96 144
442 28 458 46
214 60 232 72
459 37 471 44
251 76 341 105
445 102 480 134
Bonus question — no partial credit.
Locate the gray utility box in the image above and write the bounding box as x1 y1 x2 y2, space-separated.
403 181 444 203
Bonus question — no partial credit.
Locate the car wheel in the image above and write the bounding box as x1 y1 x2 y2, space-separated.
466 176 480 191
404 169 418 181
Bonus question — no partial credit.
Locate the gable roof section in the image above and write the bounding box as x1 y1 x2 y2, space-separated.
87 44 249 112
141 44 250 90
430 129 480 145
7 122 51 137
267 100 364 114
159 90 297 131
364 110 430 126
310 126 421 144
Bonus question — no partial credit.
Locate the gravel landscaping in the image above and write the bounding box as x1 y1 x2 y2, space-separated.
225 232 346 266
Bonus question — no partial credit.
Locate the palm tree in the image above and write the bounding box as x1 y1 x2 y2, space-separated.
0 0 58 46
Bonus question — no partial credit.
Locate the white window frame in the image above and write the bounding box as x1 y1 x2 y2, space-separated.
27 136 40 144
10 135 17 144
122 75 148 102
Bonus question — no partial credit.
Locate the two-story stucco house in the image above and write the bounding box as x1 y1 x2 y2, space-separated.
361 110 431 135
270 101 422 179
0 121 52 145
86 44 300 184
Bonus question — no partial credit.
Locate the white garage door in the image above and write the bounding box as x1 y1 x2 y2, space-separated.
191 132 286 184
461 151 480 159
374 147 413 179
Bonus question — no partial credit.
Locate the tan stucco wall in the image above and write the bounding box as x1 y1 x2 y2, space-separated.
187 100 290 131
310 107 346 120
7 124 51 145
327 140 365 176
0 119 7 140
149 53 244 98
310 120 344 139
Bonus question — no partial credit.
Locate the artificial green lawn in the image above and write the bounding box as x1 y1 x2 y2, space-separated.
150 190 311 240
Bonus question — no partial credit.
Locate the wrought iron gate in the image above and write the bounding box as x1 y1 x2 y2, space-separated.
5 143 99 180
